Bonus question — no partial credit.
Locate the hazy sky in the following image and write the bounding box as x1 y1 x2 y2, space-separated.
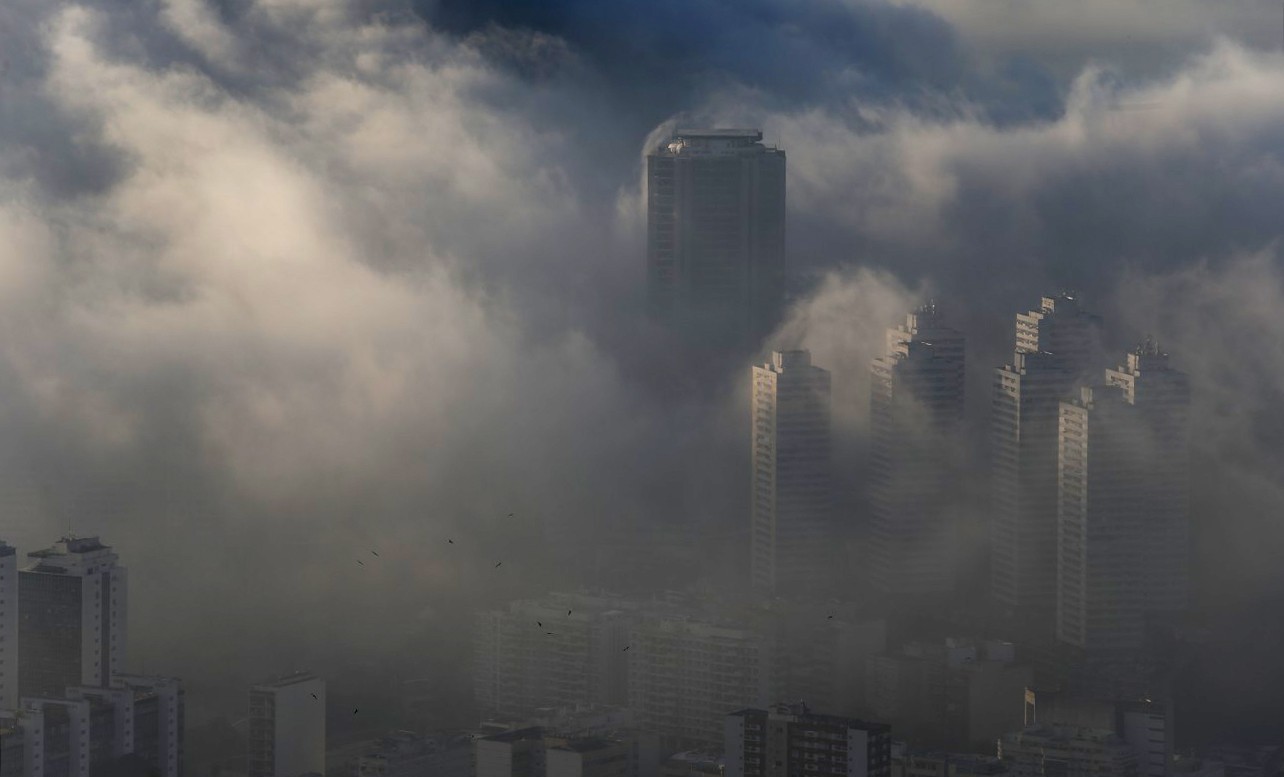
0 0 1281 725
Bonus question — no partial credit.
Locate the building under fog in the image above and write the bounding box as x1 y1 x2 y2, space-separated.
248 672 326 777
646 129 786 352
18 536 128 699
991 294 1102 635
1 675 183 777
1056 343 1191 653
868 304 966 597
723 702 891 777
0 542 16 711
473 594 634 718
749 350 833 594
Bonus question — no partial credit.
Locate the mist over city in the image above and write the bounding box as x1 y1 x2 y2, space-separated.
0 0 1283 775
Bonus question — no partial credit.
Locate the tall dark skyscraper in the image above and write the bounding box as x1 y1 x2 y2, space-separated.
868 304 966 598
18 536 128 698
646 129 786 352
991 294 1102 634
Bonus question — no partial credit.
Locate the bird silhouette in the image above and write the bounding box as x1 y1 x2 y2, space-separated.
567 609 572 616
495 561 502 568
546 632 556 636
311 693 317 700
357 560 365 566
371 550 379 557
623 646 630 652
448 539 454 544
353 708 359 715
827 615 833 620
537 621 543 627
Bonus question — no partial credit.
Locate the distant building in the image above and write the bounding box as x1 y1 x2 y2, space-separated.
1057 344 1190 653
646 128 786 353
0 541 16 711
991 293 1102 635
18 536 128 698
866 639 1031 751
248 673 325 777
890 741 1008 777
759 600 886 719
0 715 23 777
628 613 770 751
750 350 834 594
723 702 891 777
355 731 473 777
999 725 1138 777
477 727 548 777
476 726 657 777
660 752 723 777
474 594 634 717
1022 688 1171 777
546 737 635 777
869 304 966 597
111 675 185 777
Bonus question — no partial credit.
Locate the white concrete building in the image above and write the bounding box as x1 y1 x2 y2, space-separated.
750 350 833 594
992 295 1102 630
248 672 326 777
18 537 128 698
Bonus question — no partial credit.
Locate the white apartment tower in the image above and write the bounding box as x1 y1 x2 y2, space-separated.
248 673 326 777
1057 343 1190 652
991 294 1102 628
750 350 833 594
18 537 128 699
869 303 966 596
0 541 16 711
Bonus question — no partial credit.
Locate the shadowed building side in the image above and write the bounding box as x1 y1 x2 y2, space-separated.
647 129 785 357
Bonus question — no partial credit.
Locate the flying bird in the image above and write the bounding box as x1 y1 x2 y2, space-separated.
353 708 359 715
310 693 317 700
567 609 572 616
448 539 454 544
495 561 502 568
356 560 365 566
623 646 630 652
371 550 379 557
827 615 833 620
546 632 556 636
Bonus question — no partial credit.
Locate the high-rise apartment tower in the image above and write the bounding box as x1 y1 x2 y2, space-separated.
647 129 786 352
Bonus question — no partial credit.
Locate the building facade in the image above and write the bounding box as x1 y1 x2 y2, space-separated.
248 673 325 777
0 542 16 711
750 350 833 594
18 537 128 699
991 294 1102 632
724 703 891 777
869 304 966 597
646 129 786 352
1057 344 1190 654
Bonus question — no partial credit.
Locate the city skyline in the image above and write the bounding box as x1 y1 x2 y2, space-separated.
0 0 1282 769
